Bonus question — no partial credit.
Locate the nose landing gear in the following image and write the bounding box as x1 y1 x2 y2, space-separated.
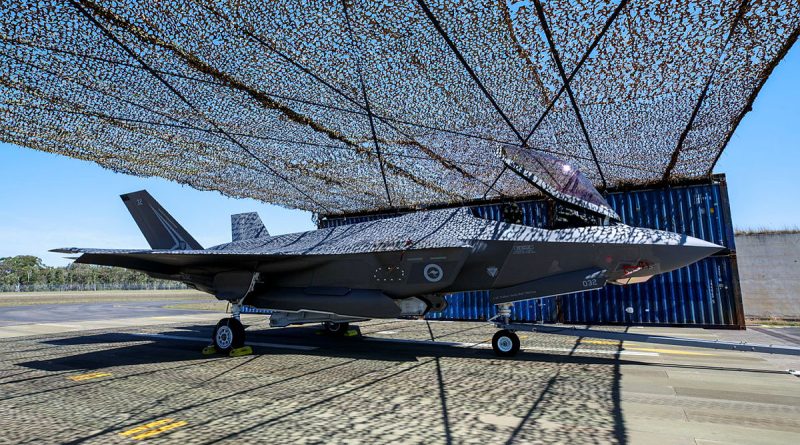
490 303 520 357
492 329 520 356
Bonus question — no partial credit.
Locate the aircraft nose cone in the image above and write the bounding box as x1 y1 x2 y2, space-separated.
684 235 725 251
656 236 725 273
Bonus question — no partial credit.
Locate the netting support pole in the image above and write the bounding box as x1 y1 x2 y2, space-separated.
522 0 629 147
340 0 393 207
67 0 332 213
532 0 607 190
482 165 508 199
663 0 750 182
229 17 492 198
415 0 526 145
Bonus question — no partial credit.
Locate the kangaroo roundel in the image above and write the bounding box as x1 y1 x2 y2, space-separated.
424 264 444 283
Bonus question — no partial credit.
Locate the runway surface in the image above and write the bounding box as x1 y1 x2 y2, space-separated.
0 300 209 327
1 294 799 444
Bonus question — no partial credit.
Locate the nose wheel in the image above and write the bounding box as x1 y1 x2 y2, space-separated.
492 329 520 357
212 317 246 352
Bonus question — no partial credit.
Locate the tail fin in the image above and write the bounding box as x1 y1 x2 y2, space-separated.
231 212 268 242
120 190 203 250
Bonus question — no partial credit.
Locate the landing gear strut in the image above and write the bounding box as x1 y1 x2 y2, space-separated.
322 321 349 336
491 303 520 357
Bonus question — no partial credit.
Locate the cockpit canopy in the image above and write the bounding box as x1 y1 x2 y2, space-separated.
500 145 621 222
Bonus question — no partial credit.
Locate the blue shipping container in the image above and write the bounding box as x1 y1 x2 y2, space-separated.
320 176 744 328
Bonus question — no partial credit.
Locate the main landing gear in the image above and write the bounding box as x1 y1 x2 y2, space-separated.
321 321 349 336
207 301 252 357
212 317 245 352
490 303 520 357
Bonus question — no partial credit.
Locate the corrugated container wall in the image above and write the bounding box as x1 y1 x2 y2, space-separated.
319 176 744 328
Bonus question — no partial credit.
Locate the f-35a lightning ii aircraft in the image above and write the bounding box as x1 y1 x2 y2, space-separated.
54 148 723 356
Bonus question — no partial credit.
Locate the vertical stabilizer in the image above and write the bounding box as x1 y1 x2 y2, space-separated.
120 190 203 250
231 212 268 242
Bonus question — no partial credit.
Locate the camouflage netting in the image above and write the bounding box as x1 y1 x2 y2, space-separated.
1 1 798 215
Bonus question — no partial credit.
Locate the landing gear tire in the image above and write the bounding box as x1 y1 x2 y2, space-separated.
213 318 246 352
492 330 520 357
322 321 349 336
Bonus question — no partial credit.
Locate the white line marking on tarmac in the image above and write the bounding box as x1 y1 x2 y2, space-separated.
364 337 659 356
132 333 318 351
134 333 658 356
365 337 478 348
522 346 658 356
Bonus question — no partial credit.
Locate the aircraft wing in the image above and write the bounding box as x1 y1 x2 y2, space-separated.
50 247 302 274
51 245 473 276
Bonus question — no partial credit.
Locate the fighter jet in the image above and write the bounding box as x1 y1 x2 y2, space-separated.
53 148 724 356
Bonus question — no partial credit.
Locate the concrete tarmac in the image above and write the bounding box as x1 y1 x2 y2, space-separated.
0 300 211 327
0 299 799 444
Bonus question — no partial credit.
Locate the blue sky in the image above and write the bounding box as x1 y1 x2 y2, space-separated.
1 44 798 267
0 149 316 266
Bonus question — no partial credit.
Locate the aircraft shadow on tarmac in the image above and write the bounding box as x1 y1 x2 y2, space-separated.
15 326 631 445
12 326 789 445
22 325 635 370
19 325 781 376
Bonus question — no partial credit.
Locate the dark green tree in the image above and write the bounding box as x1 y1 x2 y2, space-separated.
0 255 184 292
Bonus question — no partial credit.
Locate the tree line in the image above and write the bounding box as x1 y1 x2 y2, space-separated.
0 255 185 292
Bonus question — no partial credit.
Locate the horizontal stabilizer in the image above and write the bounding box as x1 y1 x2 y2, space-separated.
490 268 607 304
231 212 268 242
120 190 202 250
